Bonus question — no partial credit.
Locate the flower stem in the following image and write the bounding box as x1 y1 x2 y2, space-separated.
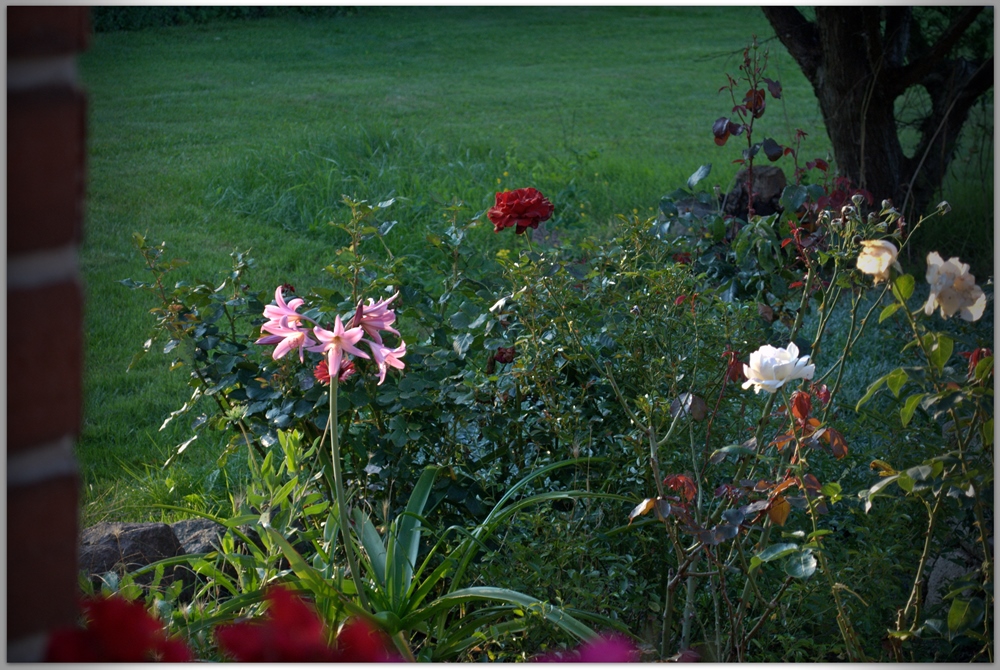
328 374 370 611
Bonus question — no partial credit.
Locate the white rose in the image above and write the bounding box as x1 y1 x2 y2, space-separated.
856 239 901 284
741 342 816 395
922 252 987 322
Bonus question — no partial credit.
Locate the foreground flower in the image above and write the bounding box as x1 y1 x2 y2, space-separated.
856 239 900 284
922 251 986 321
536 633 639 662
487 187 555 234
46 595 193 662
742 342 815 394
215 586 398 662
309 316 369 375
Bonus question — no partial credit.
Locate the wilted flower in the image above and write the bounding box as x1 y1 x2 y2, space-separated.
487 187 554 234
922 251 986 321
350 292 400 344
46 595 193 662
314 358 355 385
742 342 815 394
856 239 900 284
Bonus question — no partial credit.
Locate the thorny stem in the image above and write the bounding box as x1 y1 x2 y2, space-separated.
900 491 944 631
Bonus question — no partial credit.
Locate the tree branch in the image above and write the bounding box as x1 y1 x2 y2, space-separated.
893 6 985 95
883 7 912 70
761 7 821 84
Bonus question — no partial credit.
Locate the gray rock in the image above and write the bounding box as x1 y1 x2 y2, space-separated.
78 522 183 584
170 518 225 555
723 165 787 219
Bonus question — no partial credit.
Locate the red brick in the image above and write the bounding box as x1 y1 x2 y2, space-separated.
7 7 89 58
7 281 83 452
7 475 81 641
7 88 87 255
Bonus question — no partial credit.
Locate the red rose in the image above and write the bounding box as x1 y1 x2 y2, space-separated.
487 187 554 234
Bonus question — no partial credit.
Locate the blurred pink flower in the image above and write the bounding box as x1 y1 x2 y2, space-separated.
536 632 639 663
46 595 192 662
215 586 399 662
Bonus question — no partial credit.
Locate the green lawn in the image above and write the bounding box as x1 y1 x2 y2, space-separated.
78 6 868 523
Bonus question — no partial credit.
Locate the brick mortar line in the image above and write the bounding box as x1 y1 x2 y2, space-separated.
7 245 80 290
7 435 78 488
7 55 78 90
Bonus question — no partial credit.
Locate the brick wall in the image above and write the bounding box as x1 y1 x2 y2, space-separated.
7 6 90 662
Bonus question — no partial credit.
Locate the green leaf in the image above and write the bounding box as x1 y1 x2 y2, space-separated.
900 392 926 427
928 334 954 373
947 597 984 634
856 373 890 411
784 550 817 579
886 368 909 398
879 303 902 323
780 185 808 213
687 163 712 190
757 542 799 562
892 274 915 302
452 333 474 359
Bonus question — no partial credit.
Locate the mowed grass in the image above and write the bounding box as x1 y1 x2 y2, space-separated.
77 6 988 524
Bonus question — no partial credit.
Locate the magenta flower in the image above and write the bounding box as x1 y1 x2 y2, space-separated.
368 340 406 385
535 633 639 663
351 292 400 344
256 316 317 363
309 316 369 377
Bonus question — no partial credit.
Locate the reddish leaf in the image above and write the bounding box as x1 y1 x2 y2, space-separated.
743 88 766 118
663 474 698 503
768 495 790 526
799 473 822 494
790 391 812 421
822 427 849 459
763 77 782 99
761 137 784 161
772 477 796 497
771 432 796 451
713 117 731 145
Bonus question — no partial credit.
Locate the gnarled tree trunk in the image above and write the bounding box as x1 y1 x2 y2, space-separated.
762 6 993 219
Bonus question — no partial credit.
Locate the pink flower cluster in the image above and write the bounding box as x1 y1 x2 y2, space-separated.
255 286 406 385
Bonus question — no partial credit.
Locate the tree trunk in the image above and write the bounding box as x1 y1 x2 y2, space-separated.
762 6 993 220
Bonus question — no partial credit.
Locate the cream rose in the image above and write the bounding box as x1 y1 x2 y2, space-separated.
922 252 987 322
856 239 901 284
741 342 816 395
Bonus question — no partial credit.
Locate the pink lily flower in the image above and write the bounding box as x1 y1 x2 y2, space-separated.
308 316 369 377
350 292 400 344
255 316 317 363
368 340 406 385
263 286 314 327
